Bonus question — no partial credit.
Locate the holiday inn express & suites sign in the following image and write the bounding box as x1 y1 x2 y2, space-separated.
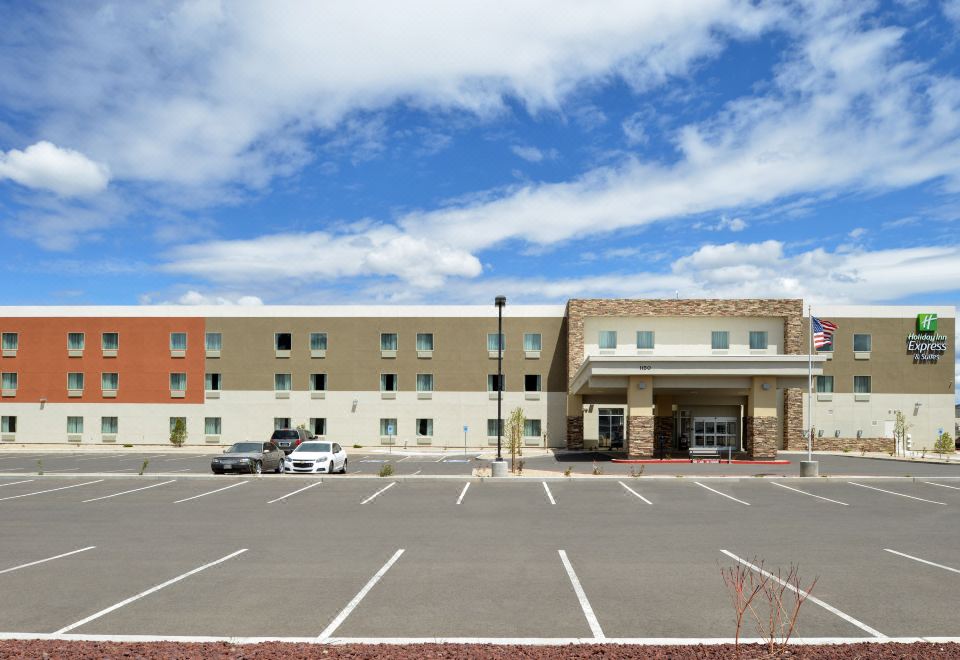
907 313 948 362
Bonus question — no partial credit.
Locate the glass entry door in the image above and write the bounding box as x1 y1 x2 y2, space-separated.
598 408 625 450
692 417 738 448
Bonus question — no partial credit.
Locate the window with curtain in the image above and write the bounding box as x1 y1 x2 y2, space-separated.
274 373 291 391
416 373 433 392
101 332 119 350
711 331 729 349
380 418 397 436
101 417 118 434
205 417 221 435
380 373 398 391
599 331 617 349
0 333 16 350
310 373 327 391
523 333 542 351
68 332 85 350
816 376 834 393
416 418 433 436
853 334 872 352
204 373 221 391
170 332 187 351
416 333 434 350
1 416 16 433
854 376 871 393
487 374 503 392
486 418 503 436
67 372 84 390
749 331 768 350
310 418 326 435
636 331 654 349
310 332 327 350
524 374 541 392
274 417 290 430
101 373 119 390
524 419 542 437
169 417 186 432
380 333 398 350
67 416 83 433
170 373 187 391
1 373 16 390
487 333 504 351
205 332 222 350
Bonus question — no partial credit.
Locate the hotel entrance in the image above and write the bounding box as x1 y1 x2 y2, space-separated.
691 416 738 448
597 408 625 450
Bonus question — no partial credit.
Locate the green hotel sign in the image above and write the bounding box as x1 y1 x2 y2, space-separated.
916 313 938 333
908 313 947 362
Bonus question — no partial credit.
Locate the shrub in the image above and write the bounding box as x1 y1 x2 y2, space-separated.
353 444 362 449
378 463 394 477
934 432 954 457
629 465 645 478
139 459 149 476
169 418 187 448
563 466 573 477
592 462 603 476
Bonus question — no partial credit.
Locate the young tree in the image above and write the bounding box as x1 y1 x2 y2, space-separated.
893 410 911 456
934 431 954 458
506 407 525 473
169 418 187 448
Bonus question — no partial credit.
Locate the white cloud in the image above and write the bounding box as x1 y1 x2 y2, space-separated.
511 145 558 162
0 141 109 196
848 227 867 239
944 0 960 25
140 290 265 306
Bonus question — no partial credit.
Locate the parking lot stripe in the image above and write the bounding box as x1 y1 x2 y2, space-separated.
267 481 322 504
0 546 96 576
456 482 470 504
543 482 556 505
694 482 750 506
173 481 248 503
82 480 177 503
558 550 605 640
162 456 203 462
102 468 136 473
166 468 193 473
772 482 849 506
317 548 405 640
848 482 947 505
0 480 104 502
719 550 886 639
361 482 396 504
923 481 960 491
618 481 652 505
0 479 34 488
883 549 960 575
54 549 248 634
44 468 80 472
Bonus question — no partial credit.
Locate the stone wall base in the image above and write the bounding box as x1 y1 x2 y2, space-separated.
628 415 654 458
566 416 584 450
783 388 803 450
808 437 894 453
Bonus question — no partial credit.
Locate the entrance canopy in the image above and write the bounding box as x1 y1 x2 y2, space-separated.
570 355 825 395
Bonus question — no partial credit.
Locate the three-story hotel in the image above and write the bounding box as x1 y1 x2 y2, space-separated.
0 299 954 457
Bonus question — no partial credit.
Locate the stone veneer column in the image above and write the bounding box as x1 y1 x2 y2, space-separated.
782 388 804 450
628 415 654 457
565 394 583 450
746 376 778 459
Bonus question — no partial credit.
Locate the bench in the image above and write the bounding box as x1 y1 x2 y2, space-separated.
689 446 735 462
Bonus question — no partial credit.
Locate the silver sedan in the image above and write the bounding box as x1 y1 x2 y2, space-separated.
211 442 284 474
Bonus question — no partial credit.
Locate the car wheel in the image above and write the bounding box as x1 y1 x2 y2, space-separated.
341 458 348 474
274 459 283 474
328 460 334 474
252 460 262 475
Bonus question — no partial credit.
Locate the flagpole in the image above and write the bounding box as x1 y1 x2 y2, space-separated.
808 305 813 462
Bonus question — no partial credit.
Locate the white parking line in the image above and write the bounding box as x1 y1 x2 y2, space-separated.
772 482 849 506
166 468 193 473
0 480 34 488
267 481 322 504
456 482 470 504
0 480 104 502
317 548 405 640
73 455 124 461
435 456 447 462
694 481 750 506
173 481 248 503
720 550 886 639
54 549 248 634
83 480 176 503
542 481 556 505
618 481 652 505
44 468 80 472
884 549 960 575
361 482 396 504
0 546 96 575
923 481 960 491
848 482 947 505
558 550 605 640
162 456 203 462
411 469 422 476
101 468 136 473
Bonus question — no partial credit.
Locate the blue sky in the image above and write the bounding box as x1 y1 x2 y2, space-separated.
0 0 958 338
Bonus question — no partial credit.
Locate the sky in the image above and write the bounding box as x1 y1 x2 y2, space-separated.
1 0 959 391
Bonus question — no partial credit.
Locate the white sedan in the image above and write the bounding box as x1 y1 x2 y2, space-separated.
283 441 348 474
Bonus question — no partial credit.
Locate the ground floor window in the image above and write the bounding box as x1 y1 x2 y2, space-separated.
274 417 291 430
67 416 83 433
169 417 186 433
380 418 397 436
205 417 221 435
1 416 15 433
524 419 541 437
487 418 503 436
416 418 433 436
101 417 118 434
311 418 326 436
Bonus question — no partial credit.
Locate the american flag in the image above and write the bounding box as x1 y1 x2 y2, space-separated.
812 316 838 349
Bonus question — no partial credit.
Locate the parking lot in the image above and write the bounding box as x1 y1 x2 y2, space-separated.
0 474 959 643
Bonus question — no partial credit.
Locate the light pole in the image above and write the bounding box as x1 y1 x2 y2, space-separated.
492 295 507 477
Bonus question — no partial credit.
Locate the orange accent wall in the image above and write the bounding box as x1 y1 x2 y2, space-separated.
0 317 205 404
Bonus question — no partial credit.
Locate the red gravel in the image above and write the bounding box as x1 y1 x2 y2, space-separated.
1 641 959 659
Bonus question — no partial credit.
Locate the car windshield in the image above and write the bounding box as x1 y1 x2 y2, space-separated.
227 443 263 453
271 430 299 439
293 442 331 453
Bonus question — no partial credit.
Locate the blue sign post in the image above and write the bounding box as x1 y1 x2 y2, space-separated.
463 425 468 455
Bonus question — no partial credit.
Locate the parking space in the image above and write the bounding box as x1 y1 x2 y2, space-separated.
0 475 959 641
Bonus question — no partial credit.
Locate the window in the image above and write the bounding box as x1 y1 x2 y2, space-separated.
380 418 397 436
271 332 290 351
487 418 503 436
416 373 433 392
749 331 768 350
711 331 729 350
169 417 186 433
524 419 542 437
205 417 222 435
816 376 834 393
170 373 187 391
1 416 16 433
274 373 292 391
853 334 872 352
205 332 222 351
1 372 17 390
524 333 542 351
274 417 290 430
170 332 187 351
101 416 118 434
854 376 872 394
380 373 398 392
487 333 504 351
524 374 541 392
98 372 118 392
310 373 327 391
416 333 434 351
205 373 221 391
636 331 654 349
310 418 326 436
817 340 834 353
68 332 85 350
380 333 398 351
487 374 503 392
416 418 433 436
598 330 617 349
67 372 84 390
0 333 17 350
101 332 119 351
67 416 83 433
310 332 327 350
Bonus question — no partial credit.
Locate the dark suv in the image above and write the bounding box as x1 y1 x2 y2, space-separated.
270 428 314 454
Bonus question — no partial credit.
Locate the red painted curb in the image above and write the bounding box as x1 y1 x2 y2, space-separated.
611 458 791 465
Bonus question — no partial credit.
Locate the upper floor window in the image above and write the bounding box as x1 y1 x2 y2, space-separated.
749 331 768 350
380 373 398 392
524 374 541 392
487 333 504 352
853 375 872 394
274 373 292 391
310 373 327 391
205 373 221 391
1 372 17 391
2 333 19 351
416 373 434 392
380 333 398 351
205 332 222 351
170 373 187 391
523 333 542 351
598 331 617 350
67 372 85 391
711 331 729 350
853 334 872 352
101 332 119 351
310 332 327 351
170 332 187 351
636 331 654 350
416 333 434 351
275 332 292 351
487 374 503 392
102 372 119 391
816 375 834 393
68 332 85 351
